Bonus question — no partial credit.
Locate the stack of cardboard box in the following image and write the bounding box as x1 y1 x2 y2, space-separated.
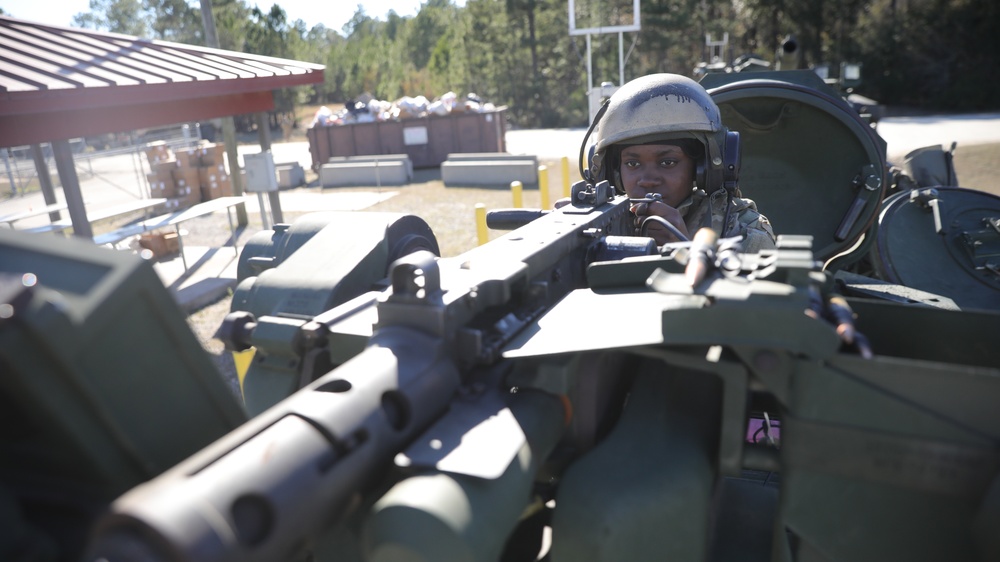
145 141 200 211
195 143 234 201
144 141 235 211
169 148 202 210
145 142 176 203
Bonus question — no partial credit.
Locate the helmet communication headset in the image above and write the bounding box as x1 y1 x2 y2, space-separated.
578 73 742 199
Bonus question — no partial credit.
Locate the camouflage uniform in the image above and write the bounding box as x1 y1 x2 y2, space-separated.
677 188 776 253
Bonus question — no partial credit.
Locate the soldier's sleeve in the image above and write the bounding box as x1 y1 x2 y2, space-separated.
737 205 777 253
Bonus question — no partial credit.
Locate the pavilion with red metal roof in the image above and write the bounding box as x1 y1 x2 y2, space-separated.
0 15 325 237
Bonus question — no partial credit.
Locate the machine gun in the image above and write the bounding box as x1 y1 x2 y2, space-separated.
82 179 637 560
61 169 998 560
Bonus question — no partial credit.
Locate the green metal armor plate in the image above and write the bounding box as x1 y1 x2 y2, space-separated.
702 70 887 266
873 186 1000 311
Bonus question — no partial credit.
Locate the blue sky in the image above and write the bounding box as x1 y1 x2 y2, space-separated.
0 1 452 35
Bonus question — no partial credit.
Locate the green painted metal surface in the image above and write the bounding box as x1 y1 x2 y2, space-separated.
0 229 246 559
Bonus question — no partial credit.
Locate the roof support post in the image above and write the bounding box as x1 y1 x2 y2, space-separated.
221 119 248 227
30 145 62 223
256 112 283 224
52 140 92 239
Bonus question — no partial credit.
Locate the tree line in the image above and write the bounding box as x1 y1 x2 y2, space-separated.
26 0 1000 128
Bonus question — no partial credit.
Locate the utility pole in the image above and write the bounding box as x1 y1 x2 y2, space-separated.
200 0 248 226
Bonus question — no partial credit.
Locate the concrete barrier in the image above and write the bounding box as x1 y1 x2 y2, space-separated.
441 159 539 187
276 162 305 188
328 154 413 180
320 161 409 187
445 152 538 167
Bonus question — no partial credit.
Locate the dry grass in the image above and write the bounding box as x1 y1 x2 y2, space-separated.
950 143 999 196
346 162 571 257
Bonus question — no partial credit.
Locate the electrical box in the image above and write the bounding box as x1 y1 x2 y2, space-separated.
244 151 278 192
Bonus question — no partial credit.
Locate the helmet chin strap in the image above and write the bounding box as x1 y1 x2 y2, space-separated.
722 191 734 238
579 101 611 183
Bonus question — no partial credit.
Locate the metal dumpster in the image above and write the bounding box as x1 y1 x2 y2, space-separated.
306 109 507 170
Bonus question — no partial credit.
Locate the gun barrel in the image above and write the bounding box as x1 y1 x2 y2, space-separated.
86 328 460 562
776 34 798 70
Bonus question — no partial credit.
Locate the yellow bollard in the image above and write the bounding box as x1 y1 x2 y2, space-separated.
232 348 256 400
475 203 488 246
538 165 550 210
511 181 524 208
561 156 571 198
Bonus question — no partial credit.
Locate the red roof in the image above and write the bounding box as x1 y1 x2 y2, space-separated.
0 15 325 147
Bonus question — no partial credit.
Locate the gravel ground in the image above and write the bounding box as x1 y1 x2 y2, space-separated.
185 292 241 399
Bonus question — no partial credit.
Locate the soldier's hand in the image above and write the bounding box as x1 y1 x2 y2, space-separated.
631 200 689 244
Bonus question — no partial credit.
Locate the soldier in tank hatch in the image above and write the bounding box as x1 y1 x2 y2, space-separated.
586 73 776 251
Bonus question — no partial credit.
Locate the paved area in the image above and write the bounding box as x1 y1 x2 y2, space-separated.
153 244 241 312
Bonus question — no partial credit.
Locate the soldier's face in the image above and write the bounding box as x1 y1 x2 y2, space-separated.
619 144 696 207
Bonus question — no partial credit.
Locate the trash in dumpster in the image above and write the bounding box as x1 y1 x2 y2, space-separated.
311 91 498 128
